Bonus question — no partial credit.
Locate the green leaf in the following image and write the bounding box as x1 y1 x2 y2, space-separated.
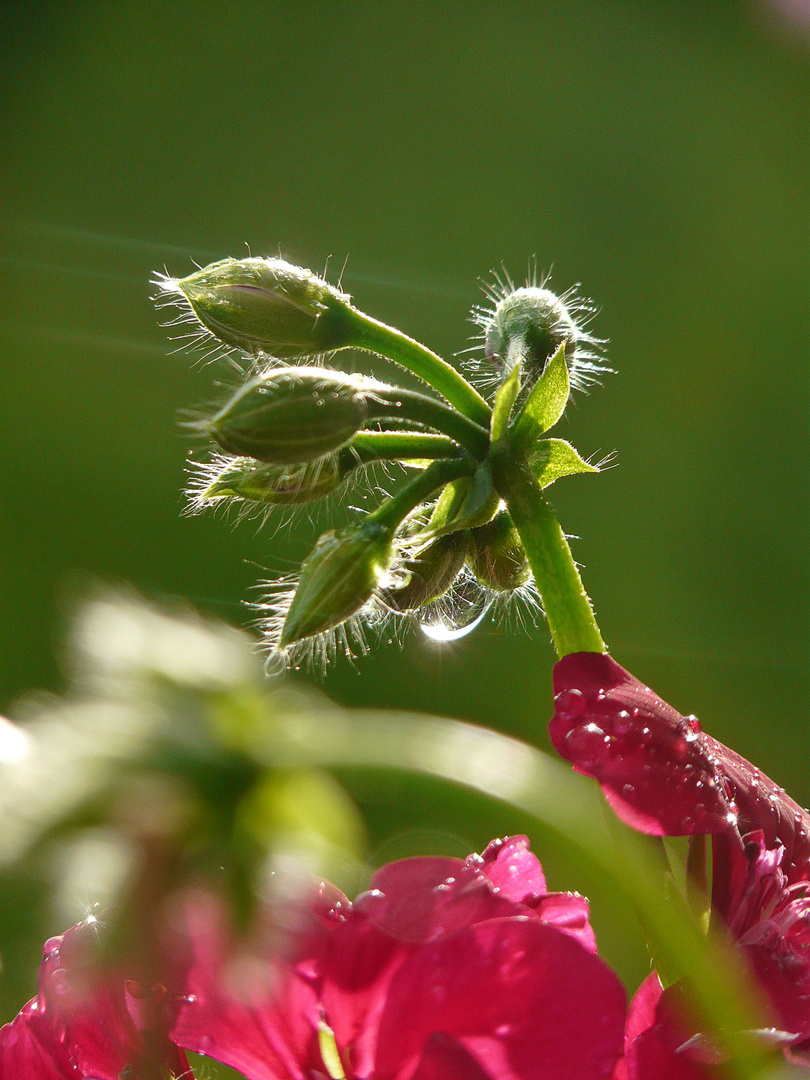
490 362 521 443
510 341 569 451
529 438 598 488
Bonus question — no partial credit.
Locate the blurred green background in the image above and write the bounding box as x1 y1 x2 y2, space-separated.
1 0 808 1028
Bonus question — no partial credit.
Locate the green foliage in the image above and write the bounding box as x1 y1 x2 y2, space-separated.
528 438 599 488
510 341 570 451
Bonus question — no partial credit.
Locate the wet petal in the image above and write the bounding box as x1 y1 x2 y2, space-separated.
0 1001 77 1080
374 919 626 1080
476 835 547 902
551 653 810 882
171 894 326 1080
358 855 528 944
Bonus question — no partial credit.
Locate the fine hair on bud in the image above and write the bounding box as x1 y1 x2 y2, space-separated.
199 366 373 464
152 256 354 360
184 452 356 524
378 531 469 613
469 266 608 393
278 521 394 650
467 509 531 592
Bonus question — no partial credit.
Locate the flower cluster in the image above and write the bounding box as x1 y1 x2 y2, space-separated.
551 652 810 1073
3 252 796 1080
1 837 628 1080
154 257 602 669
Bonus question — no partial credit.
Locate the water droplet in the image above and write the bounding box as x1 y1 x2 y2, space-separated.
554 688 586 721
672 736 689 759
419 584 493 642
564 723 609 767
613 709 632 735
50 969 70 996
685 714 702 733
43 936 62 960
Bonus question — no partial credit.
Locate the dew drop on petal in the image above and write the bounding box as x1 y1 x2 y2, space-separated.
554 688 586 721
613 709 632 735
564 723 610 768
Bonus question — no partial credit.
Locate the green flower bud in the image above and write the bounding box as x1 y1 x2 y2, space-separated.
280 522 393 647
468 509 531 592
379 531 469 612
473 276 606 392
164 257 354 358
192 454 350 509
201 366 370 464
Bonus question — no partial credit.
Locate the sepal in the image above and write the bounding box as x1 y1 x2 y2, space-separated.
528 438 599 489
510 342 569 451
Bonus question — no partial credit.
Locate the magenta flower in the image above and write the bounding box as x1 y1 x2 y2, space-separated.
170 836 627 1080
0 916 190 1079
550 652 810 1070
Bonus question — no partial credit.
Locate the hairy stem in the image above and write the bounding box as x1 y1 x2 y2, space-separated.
347 430 463 464
366 388 490 459
339 306 492 427
368 457 476 532
491 446 605 656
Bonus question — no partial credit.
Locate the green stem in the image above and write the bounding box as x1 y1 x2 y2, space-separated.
348 430 463 464
491 447 605 656
341 306 492 427
366 387 490 460
368 457 475 532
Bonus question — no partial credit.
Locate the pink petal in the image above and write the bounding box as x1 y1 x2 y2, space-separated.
551 653 810 882
0 1001 78 1080
476 836 548 901
411 1031 496 1080
358 856 523 944
373 919 627 1080
171 895 325 1080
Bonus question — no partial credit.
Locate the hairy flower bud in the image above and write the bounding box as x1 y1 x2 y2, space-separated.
193 454 350 508
280 522 393 647
163 257 354 358
379 531 469 613
474 276 606 392
201 366 370 464
468 509 531 592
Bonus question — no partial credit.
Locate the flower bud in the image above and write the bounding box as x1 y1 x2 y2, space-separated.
201 366 370 464
468 510 531 592
478 282 605 391
280 522 393 647
486 288 579 374
379 531 468 613
194 455 350 508
165 257 354 358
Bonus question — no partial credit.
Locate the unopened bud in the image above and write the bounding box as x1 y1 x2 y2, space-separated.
196 455 349 507
480 284 605 391
379 532 468 613
165 257 354 358
468 510 531 592
201 366 370 464
280 522 393 647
